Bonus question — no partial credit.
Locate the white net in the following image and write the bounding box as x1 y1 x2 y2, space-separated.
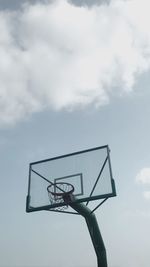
47 182 74 211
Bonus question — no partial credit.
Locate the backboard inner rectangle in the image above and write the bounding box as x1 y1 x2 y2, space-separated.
54 173 83 197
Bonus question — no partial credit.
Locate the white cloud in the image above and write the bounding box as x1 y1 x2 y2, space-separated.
143 191 150 200
1 0 150 126
136 168 150 200
136 168 150 185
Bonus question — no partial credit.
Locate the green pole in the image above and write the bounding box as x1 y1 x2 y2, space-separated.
69 201 108 267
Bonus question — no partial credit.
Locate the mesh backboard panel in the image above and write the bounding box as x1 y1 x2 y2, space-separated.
26 145 116 213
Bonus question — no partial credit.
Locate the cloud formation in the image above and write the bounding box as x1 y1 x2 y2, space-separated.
136 168 150 185
69 0 109 7
136 167 150 200
1 0 150 126
143 191 150 200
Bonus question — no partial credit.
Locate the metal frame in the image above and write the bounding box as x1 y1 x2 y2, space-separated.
86 154 108 206
26 145 116 213
29 145 108 165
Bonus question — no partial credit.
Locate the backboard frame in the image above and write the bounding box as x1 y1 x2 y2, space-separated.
26 145 116 213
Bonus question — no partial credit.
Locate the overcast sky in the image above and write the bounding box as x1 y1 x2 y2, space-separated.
0 1 150 267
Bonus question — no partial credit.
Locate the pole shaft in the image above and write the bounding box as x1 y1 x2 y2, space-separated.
69 201 108 267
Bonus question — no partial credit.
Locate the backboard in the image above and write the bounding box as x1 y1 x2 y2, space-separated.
26 145 116 214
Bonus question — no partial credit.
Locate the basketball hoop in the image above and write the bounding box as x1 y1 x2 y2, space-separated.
47 182 74 210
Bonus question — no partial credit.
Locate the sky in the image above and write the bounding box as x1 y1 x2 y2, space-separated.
0 0 150 267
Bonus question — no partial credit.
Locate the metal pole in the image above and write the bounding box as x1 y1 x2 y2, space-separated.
69 201 108 267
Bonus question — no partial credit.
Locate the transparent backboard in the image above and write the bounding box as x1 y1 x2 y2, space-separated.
26 145 116 214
